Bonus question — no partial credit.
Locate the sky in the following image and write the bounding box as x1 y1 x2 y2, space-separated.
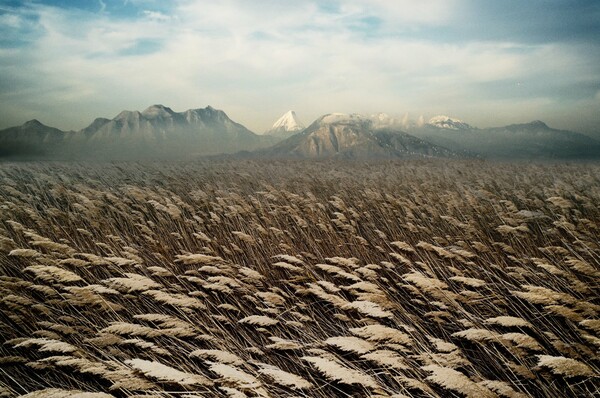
0 0 599 135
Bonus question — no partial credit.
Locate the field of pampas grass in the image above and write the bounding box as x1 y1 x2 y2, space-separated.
0 160 598 398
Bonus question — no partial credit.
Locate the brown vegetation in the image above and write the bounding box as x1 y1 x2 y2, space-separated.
0 160 598 397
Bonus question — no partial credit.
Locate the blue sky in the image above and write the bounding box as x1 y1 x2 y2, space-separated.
1 0 599 134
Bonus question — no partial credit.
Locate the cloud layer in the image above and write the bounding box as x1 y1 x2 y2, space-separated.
0 0 599 134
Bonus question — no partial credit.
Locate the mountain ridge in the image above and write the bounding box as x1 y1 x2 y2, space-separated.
1 107 599 160
0 105 276 159
255 113 457 159
410 118 600 159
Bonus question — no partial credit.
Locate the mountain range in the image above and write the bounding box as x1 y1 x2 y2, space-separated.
410 117 600 159
1 106 599 160
258 114 456 159
0 105 275 160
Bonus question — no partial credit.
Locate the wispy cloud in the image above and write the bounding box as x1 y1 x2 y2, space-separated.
142 10 170 22
0 0 598 134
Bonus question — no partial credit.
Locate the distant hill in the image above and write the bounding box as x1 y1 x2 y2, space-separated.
0 105 276 160
256 113 457 159
410 117 600 159
0 120 72 159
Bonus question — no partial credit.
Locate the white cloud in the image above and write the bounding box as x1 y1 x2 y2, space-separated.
348 0 460 25
0 13 22 28
143 10 171 22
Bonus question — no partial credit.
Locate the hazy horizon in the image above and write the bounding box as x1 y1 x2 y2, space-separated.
1 1 599 135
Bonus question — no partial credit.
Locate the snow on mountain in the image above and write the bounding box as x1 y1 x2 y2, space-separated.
258 113 456 159
266 111 305 137
273 110 305 131
313 112 401 129
3 107 600 160
319 113 366 125
314 112 399 128
141 104 177 119
427 115 472 130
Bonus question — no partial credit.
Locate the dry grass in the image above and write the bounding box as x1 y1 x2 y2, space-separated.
0 160 598 397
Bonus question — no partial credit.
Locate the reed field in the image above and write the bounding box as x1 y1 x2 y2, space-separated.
0 160 598 397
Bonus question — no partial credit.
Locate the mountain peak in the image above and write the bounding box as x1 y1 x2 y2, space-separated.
272 110 304 130
265 110 305 136
202 105 230 118
427 115 472 130
505 120 550 130
185 105 224 114
142 104 175 118
114 110 142 120
529 120 548 128
24 119 44 127
318 113 370 125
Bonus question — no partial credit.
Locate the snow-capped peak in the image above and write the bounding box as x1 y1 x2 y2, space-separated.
427 115 472 130
271 110 305 132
